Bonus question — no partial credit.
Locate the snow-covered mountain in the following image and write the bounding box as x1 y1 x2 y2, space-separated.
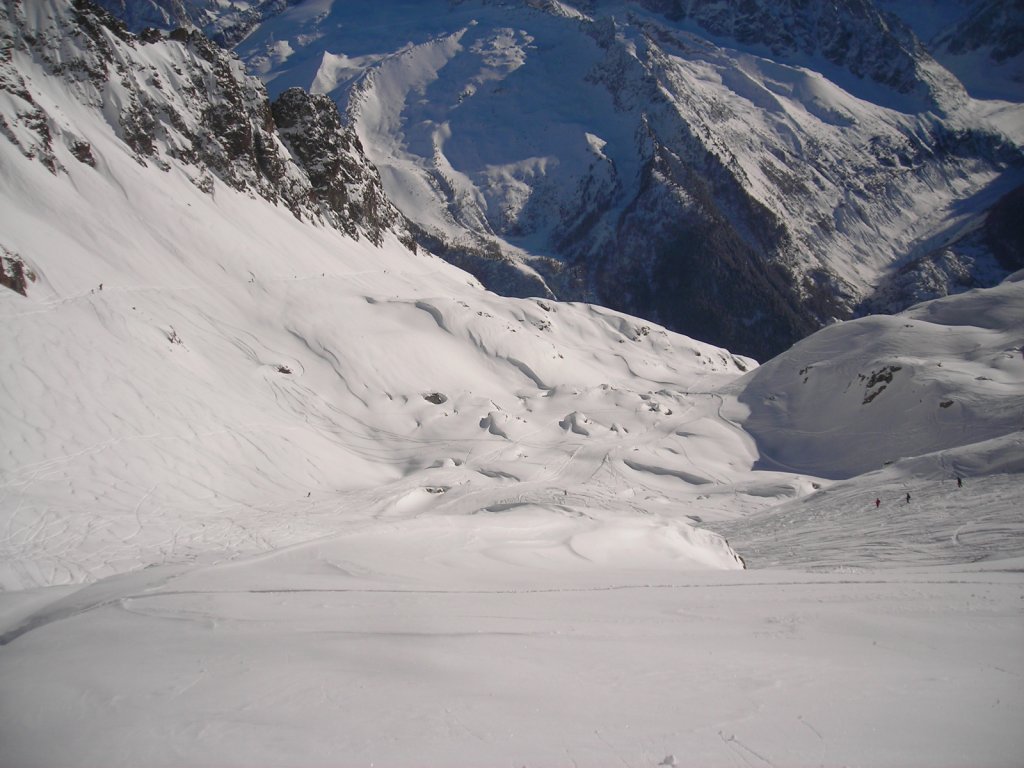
1 0 754 589
879 0 1024 102
3 0 1023 605
730 271 1024 478
5 0 1021 587
93 0 301 47
217 0 1024 358
2 2 1024 764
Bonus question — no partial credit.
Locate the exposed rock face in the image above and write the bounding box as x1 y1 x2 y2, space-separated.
271 88 403 246
0 0 409 248
93 0 298 47
879 0 1024 101
1 248 35 296
935 0 1024 64
639 0 957 104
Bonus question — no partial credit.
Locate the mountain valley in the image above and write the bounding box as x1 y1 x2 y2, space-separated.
1 1 1023 765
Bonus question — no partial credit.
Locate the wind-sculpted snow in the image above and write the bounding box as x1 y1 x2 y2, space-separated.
0 0 766 592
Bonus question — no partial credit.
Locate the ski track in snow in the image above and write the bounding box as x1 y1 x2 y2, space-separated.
718 470 1024 571
2 557 1022 767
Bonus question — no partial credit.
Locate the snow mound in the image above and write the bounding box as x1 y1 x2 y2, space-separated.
731 278 1024 478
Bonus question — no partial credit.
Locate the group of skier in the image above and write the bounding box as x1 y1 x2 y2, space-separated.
873 476 962 509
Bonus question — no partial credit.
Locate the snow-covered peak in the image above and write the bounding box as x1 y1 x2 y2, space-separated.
636 0 967 111
93 0 299 47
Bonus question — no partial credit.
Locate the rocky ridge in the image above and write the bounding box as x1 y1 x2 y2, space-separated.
0 0 407 249
638 0 966 109
93 0 298 48
875 1 1023 102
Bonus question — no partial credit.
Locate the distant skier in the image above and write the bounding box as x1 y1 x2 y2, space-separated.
956 476 963 488
875 498 880 508
906 492 911 504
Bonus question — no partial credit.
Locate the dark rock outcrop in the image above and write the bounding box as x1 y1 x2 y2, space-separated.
1 0 410 248
271 88 403 246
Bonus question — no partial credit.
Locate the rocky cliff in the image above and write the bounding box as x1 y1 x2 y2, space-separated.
0 0 407 248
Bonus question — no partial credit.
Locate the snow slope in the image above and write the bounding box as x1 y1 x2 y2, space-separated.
2 2 1023 765
0 95 754 589
3 553 1023 768
730 273 1024 479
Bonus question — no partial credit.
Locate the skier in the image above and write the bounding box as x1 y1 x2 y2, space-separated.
875 498 880 508
956 476 963 488
906 492 911 504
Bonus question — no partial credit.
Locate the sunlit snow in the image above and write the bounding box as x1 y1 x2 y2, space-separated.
1 1 1023 766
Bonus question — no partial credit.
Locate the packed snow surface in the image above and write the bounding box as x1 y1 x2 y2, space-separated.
2 2 1024 765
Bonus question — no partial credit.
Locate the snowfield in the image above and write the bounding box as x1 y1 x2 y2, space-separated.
2 1 1024 765
3 557 1023 768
